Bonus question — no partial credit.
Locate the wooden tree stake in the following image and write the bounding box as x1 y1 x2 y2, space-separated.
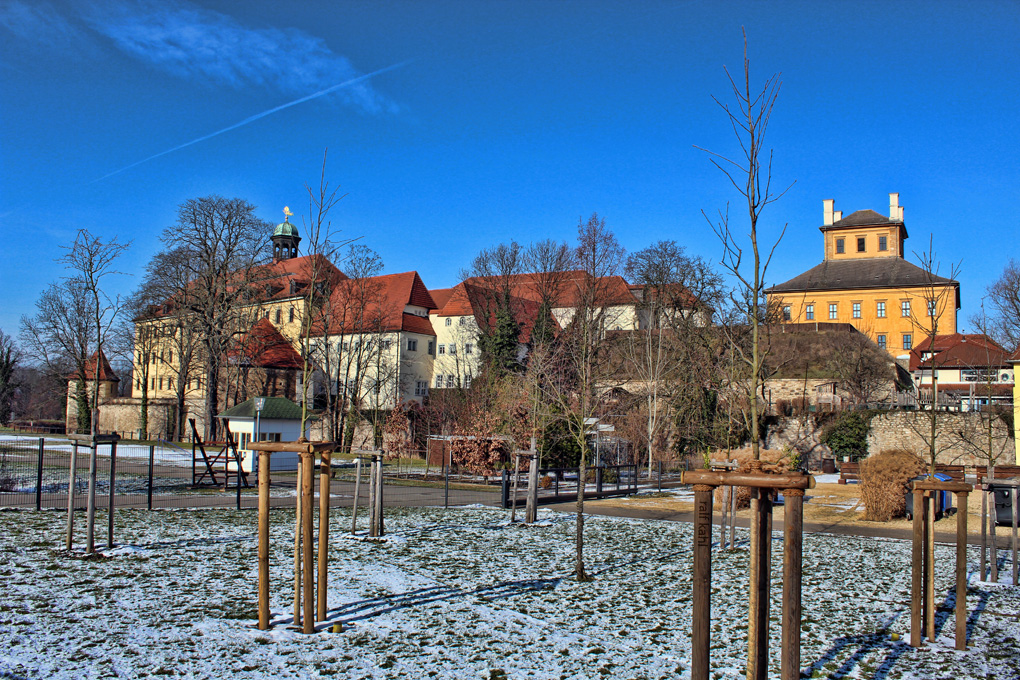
781 489 804 680
301 451 315 634
257 450 271 630
955 490 968 650
691 484 714 680
65 441 78 551
317 449 331 624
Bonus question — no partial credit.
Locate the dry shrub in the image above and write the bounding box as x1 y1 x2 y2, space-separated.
710 447 792 508
859 449 926 522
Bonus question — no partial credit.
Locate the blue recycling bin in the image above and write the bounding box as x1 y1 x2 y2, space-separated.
904 473 953 520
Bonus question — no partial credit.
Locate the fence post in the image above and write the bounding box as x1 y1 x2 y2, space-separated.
236 454 242 510
191 434 196 487
107 440 117 549
501 470 510 509
36 438 44 510
657 460 662 493
147 445 154 511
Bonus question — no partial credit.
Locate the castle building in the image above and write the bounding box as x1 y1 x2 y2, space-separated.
768 193 960 359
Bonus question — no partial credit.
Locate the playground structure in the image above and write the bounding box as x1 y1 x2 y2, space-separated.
64 433 120 554
681 464 814 680
188 418 249 490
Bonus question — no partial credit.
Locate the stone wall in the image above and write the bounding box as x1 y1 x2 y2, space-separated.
866 411 1013 466
765 409 1014 467
96 398 177 440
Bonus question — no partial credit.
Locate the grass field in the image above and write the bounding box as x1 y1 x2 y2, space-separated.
1 506 1018 679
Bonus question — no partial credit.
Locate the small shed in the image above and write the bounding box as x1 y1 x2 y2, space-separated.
218 397 312 472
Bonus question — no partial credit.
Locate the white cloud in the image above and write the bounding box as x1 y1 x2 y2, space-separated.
81 0 396 114
0 0 87 44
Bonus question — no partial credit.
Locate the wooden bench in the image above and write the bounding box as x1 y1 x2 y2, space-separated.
934 464 967 483
975 466 1020 485
838 461 859 484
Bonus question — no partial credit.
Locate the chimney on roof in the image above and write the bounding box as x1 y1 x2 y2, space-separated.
823 199 835 226
833 210 842 221
889 193 903 221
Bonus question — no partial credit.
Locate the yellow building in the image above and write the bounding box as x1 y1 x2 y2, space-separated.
769 193 960 360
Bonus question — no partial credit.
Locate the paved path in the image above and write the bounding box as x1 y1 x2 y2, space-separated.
548 500 1020 550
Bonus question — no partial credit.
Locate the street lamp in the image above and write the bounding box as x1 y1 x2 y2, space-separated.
254 397 266 472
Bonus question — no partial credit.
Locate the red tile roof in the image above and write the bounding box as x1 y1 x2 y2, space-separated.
233 318 304 370
318 271 438 335
908 334 1011 371
71 350 119 382
434 270 639 317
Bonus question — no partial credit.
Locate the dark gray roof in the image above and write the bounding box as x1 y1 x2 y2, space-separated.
768 257 958 294
833 209 896 227
218 397 309 420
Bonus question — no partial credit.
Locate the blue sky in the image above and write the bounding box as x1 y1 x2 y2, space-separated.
2 0 1018 338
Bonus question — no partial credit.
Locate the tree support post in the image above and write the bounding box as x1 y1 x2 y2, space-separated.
910 488 924 647
65 441 78 550
748 488 772 680
317 449 331 624
35 438 44 511
86 438 98 554
691 484 714 680
368 456 378 538
107 439 117 549
925 492 936 642
351 456 362 534
955 490 968 651
300 450 315 634
257 449 271 630
782 489 804 680
525 447 539 524
374 454 384 537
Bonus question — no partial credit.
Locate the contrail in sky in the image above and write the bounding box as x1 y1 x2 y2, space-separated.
87 59 412 185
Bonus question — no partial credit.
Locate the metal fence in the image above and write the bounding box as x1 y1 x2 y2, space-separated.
0 436 504 512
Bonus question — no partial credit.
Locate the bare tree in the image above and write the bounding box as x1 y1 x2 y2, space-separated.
465 241 526 379
623 240 723 476
60 230 131 434
984 258 1020 351
142 197 269 439
825 330 893 407
909 238 962 475
0 330 20 427
698 33 791 680
698 32 791 462
546 213 626 582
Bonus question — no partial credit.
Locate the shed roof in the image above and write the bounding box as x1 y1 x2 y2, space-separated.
218 397 306 420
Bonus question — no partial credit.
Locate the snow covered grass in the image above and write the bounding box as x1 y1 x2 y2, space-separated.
1 506 1018 679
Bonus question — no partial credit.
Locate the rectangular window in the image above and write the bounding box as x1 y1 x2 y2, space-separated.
464 373 472 389
805 304 814 321
445 318 452 326
877 334 886 350
435 375 443 389
878 235 888 251
828 303 838 320
903 334 912 350
836 238 845 254
151 377 156 390
927 300 936 317
466 344 474 354
437 344 445 355
427 341 434 355
449 344 457 355
158 377 164 390
446 374 455 388
415 381 427 396
857 237 866 253
168 350 173 363
407 339 417 351
876 301 886 318
901 300 911 317
852 302 861 319
289 307 295 323
782 306 791 321
168 377 174 390
275 309 282 324
459 317 465 325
